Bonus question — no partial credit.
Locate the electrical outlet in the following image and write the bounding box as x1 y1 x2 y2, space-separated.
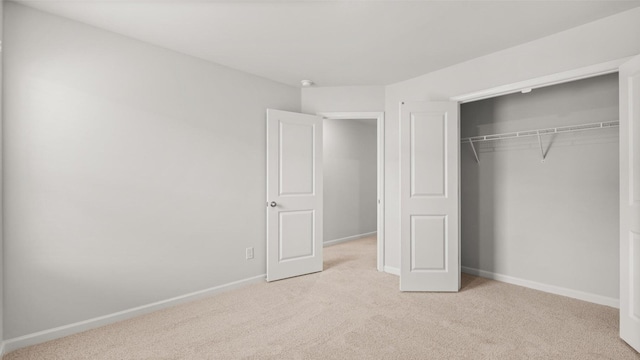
246 247 254 260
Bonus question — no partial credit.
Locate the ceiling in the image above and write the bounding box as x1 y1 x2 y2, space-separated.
15 0 640 87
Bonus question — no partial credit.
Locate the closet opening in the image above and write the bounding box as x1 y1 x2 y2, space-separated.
459 73 620 307
319 112 385 272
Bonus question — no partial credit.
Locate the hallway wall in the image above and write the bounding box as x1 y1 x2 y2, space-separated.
323 119 377 242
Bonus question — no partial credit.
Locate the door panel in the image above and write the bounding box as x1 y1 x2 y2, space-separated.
279 210 315 261
633 233 640 318
266 109 323 282
411 112 447 197
400 101 459 292
279 122 315 195
620 54 640 352
411 215 447 271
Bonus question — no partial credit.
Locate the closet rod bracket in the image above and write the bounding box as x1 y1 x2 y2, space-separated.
536 130 546 163
468 140 479 163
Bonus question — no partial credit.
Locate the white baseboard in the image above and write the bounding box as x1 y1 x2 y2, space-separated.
2 274 266 354
384 265 400 276
461 266 619 308
324 231 376 247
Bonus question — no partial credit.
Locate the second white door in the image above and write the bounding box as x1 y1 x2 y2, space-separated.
399 101 460 292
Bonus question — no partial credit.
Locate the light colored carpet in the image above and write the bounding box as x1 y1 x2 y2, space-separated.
4 236 638 359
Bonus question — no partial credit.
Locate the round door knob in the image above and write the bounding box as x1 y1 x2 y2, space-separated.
270 201 277 207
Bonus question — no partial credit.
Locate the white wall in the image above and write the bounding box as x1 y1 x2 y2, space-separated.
3 2 300 339
384 7 640 271
301 86 385 114
461 74 619 299
323 119 377 242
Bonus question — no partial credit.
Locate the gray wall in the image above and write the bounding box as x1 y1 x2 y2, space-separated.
323 119 377 242
0 0 4 344
461 73 619 299
3 2 300 339
301 86 385 114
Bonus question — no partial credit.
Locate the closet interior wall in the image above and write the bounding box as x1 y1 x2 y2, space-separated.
460 73 619 301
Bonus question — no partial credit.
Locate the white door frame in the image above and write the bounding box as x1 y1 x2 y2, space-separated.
618 54 640 352
450 57 632 104
317 111 385 272
448 56 633 301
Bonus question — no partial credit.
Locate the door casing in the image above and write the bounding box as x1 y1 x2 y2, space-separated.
618 54 640 352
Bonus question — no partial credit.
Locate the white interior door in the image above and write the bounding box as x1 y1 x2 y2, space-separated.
266 109 323 282
620 54 640 352
399 101 459 291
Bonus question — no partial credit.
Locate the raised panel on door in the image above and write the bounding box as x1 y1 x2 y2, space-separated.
266 109 323 282
280 122 315 196
633 233 640 319
400 101 459 292
279 210 315 262
620 54 640 352
411 215 447 271
411 112 447 197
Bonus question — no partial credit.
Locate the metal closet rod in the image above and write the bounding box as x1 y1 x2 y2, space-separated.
461 120 619 163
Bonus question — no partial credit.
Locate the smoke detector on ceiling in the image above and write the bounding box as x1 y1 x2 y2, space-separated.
301 80 314 87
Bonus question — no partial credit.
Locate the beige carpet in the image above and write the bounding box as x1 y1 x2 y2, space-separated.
4 236 638 359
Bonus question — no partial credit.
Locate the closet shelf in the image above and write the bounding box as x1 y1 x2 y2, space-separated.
461 120 619 163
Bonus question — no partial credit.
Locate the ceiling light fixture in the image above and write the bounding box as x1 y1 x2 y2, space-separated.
301 80 314 87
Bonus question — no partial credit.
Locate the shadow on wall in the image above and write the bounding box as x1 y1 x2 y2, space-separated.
461 101 497 273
